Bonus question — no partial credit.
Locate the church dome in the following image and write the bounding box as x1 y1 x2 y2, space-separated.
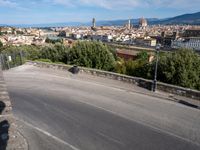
139 17 148 27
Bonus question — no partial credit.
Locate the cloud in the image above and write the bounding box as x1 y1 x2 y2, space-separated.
147 0 200 9
0 0 29 10
51 0 200 10
0 0 17 7
52 0 75 7
52 0 141 9
1 0 199 11
79 0 140 9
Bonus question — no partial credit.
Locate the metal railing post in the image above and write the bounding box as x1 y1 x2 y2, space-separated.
152 44 161 92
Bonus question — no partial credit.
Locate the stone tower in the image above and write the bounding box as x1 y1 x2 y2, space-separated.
92 18 96 28
128 19 131 30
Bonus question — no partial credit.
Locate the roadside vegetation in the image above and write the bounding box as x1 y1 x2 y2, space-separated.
0 41 199 90
0 41 3 48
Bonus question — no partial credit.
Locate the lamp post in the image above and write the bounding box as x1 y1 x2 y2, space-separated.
152 44 161 92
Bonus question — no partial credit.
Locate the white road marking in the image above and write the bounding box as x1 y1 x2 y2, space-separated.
17 118 80 150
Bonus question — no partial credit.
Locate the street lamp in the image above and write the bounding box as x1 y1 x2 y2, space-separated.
152 44 161 92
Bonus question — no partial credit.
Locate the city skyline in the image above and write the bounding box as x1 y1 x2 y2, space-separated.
0 0 199 24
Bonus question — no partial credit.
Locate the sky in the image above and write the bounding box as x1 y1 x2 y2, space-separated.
0 0 199 24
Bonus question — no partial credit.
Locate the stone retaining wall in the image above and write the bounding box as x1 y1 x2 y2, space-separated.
28 61 200 101
0 67 28 149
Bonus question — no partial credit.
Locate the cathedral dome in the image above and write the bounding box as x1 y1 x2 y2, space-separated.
139 17 148 27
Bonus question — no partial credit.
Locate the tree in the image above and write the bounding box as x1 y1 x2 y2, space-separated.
45 37 63 44
107 45 118 60
136 51 148 60
124 59 150 78
157 49 200 90
0 41 3 48
115 58 126 74
39 43 69 63
68 41 115 71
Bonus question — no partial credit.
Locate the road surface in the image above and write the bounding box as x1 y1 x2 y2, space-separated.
3 64 200 150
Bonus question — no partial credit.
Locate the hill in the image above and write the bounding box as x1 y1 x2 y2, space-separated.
156 12 200 25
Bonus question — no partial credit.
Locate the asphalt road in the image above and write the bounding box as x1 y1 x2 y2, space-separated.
3 65 200 150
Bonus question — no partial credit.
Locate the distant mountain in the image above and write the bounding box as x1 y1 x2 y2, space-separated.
0 12 199 28
154 12 200 25
95 12 200 26
6 22 86 28
95 18 160 26
0 24 9 27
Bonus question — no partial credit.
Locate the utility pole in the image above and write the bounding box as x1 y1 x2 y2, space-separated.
6 55 10 70
19 51 23 65
0 54 2 70
152 44 161 92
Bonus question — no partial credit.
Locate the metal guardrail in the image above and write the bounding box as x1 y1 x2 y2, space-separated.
0 51 24 70
0 51 28 149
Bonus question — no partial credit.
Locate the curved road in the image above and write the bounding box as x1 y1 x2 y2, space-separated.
3 65 200 150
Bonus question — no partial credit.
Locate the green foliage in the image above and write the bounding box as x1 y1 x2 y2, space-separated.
0 50 25 69
136 51 148 60
0 41 3 48
68 41 115 71
114 48 200 90
39 43 69 62
1 45 40 60
107 45 118 60
45 37 63 44
115 51 152 79
157 49 200 90
124 59 151 78
115 58 126 74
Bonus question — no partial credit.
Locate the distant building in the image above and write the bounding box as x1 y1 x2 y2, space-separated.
116 49 138 60
135 37 157 47
127 19 132 30
63 39 76 48
92 18 96 28
0 27 13 34
184 28 200 37
143 38 157 47
139 17 148 29
159 31 179 47
58 31 70 37
72 33 83 40
171 37 200 51
91 34 113 42
32 37 46 46
116 48 154 61
171 28 200 51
